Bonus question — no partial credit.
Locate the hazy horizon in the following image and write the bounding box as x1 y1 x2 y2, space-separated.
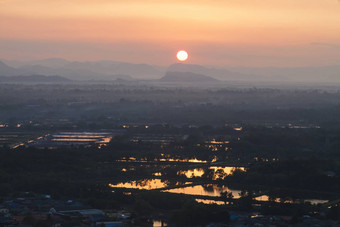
2 57 340 69
1 0 340 67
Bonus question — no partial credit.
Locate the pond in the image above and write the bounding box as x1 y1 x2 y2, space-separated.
177 169 205 178
117 157 217 163
255 195 329 205
153 220 167 227
177 166 246 179
209 166 246 179
162 184 241 198
109 179 169 190
195 199 226 205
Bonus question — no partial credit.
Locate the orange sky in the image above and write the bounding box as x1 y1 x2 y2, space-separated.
1 0 340 66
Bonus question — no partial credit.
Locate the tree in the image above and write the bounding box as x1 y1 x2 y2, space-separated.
220 191 233 205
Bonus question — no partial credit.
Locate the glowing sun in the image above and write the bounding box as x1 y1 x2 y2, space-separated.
176 50 188 62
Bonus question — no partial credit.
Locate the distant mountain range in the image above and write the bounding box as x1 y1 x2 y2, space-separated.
167 63 340 83
229 65 340 83
160 71 218 83
0 61 25 76
0 75 71 83
1 58 164 80
167 63 258 81
1 58 340 84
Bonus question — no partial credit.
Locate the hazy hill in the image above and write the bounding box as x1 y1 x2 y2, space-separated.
167 63 260 81
168 63 340 83
2 59 340 83
0 75 72 83
17 64 133 81
3 58 166 80
25 58 70 68
229 65 340 83
0 60 136 81
2 58 69 68
160 71 218 83
0 61 26 76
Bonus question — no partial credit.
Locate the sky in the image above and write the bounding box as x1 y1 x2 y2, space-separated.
1 0 340 67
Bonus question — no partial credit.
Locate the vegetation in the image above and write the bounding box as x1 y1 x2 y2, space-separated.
0 83 340 224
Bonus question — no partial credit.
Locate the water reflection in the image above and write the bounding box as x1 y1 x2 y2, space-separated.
177 169 205 178
118 157 213 163
177 166 246 179
195 199 226 205
153 220 167 227
305 199 328 205
209 166 246 179
255 195 281 203
109 179 169 190
255 195 328 205
29 132 113 149
163 184 241 198
159 158 209 163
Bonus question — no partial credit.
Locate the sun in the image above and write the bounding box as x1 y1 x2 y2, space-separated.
176 50 188 62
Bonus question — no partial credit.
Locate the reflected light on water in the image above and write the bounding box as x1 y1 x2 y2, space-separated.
178 166 246 179
119 157 212 163
255 195 281 203
109 179 168 190
159 158 209 163
163 184 241 198
195 199 226 205
255 196 328 205
209 166 246 179
153 220 167 227
52 138 98 142
178 169 205 178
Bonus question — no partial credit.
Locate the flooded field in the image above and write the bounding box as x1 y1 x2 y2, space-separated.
0 131 43 148
177 166 246 179
117 157 215 163
109 178 331 206
255 195 329 205
109 179 170 190
177 169 205 178
153 220 167 227
31 131 115 148
162 184 242 198
195 199 226 205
